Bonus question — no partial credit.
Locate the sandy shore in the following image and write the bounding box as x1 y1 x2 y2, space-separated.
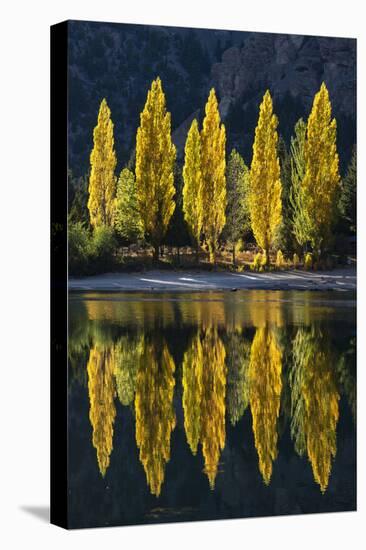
68 267 356 292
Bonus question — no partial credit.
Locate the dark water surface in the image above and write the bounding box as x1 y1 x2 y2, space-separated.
68 290 356 528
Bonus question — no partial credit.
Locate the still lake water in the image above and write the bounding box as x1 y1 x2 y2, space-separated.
68 290 356 528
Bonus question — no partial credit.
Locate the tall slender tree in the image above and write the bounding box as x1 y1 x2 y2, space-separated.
339 147 356 235
183 119 203 262
289 118 312 250
88 98 117 228
113 168 144 243
224 149 250 265
135 77 176 261
200 89 226 264
249 90 282 265
302 82 340 254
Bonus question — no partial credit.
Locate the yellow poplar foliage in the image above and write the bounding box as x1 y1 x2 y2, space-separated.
200 327 227 489
88 98 117 227
200 89 226 263
182 332 203 455
249 91 282 259
87 345 116 477
135 340 176 497
135 77 176 257
302 82 340 250
249 327 282 484
290 328 339 492
183 119 203 248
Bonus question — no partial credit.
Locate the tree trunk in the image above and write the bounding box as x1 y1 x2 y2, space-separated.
233 244 236 266
265 247 270 267
177 246 180 263
208 242 216 265
195 243 199 265
153 244 159 263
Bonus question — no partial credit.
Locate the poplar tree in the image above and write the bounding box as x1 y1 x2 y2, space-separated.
88 98 117 228
183 119 203 263
200 89 226 264
302 82 340 254
135 77 176 261
113 168 143 243
249 91 282 265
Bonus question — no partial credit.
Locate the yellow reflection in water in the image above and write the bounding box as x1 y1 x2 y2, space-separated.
290 328 339 492
182 332 203 455
135 339 176 497
249 327 283 485
87 345 116 477
182 327 226 489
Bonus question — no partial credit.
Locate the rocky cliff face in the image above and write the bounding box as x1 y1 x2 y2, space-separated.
67 22 356 176
210 33 356 166
212 33 355 118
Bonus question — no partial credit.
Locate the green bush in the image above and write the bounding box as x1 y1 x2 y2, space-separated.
304 252 313 271
293 253 300 269
91 225 117 272
68 222 92 275
68 222 118 275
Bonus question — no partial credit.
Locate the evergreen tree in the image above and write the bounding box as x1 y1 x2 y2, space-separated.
276 136 293 253
135 77 176 261
249 91 282 265
164 163 191 261
183 119 203 262
88 98 117 228
302 82 340 254
69 170 90 226
113 168 144 243
289 118 312 250
224 149 250 265
200 89 227 264
339 147 356 234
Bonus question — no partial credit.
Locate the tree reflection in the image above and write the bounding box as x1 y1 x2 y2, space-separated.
182 332 203 455
113 334 144 406
87 345 116 477
290 327 340 492
225 331 251 426
182 327 226 489
135 338 176 497
249 327 283 485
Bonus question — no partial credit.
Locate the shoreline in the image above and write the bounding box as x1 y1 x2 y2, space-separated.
68 267 356 293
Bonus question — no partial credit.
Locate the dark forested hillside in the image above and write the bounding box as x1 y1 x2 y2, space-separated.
68 21 356 177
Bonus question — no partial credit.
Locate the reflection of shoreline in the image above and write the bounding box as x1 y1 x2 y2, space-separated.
68 267 357 293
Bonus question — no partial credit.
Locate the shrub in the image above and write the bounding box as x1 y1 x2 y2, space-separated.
68 222 92 275
275 250 285 269
91 225 117 272
251 252 267 271
304 252 313 271
260 252 267 270
293 253 300 269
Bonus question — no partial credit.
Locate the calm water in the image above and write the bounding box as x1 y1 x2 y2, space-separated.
68 290 356 528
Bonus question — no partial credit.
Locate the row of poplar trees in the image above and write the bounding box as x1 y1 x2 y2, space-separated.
87 77 341 265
